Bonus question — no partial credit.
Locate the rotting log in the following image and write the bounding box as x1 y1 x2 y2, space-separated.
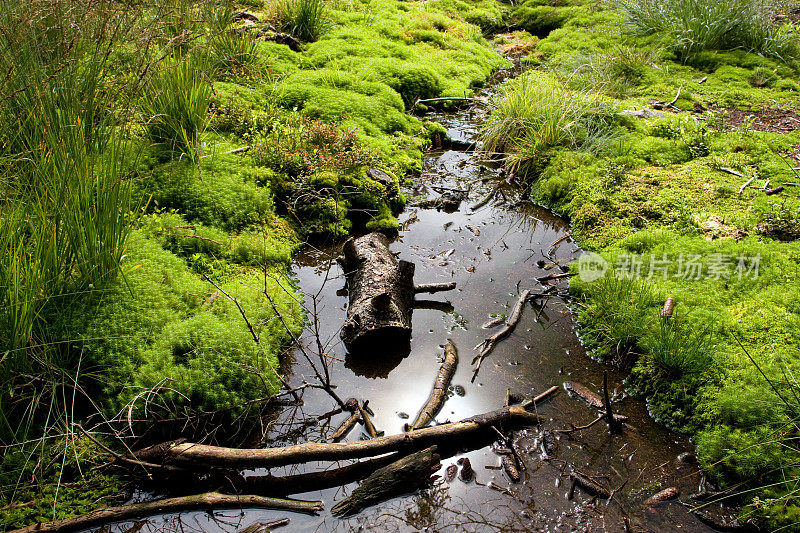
339 233 454 354
410 342 459 429
339 232 416 353
135 406 538 469
331 446 441 517
11 492 322 533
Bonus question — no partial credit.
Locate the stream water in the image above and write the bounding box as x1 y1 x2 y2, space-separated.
106 68 736 532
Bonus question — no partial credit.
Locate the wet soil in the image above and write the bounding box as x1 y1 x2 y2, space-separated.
721 106 800 134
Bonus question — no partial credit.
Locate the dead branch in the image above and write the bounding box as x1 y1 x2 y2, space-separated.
520 385 559 410
11 492 322 533
471 182 502 211
411 342 459 429
331 411 361 442
472 290 531 381
134 406 538 469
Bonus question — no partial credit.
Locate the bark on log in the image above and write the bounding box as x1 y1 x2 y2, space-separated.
331 446 441 517
135 406 538 469
11 492 322 533
339 233 416 353
410 342 458 429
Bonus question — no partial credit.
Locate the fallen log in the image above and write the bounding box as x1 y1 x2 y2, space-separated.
11 492 322 533
331 446 441 517
339 232 415 353
410 342 459 429
339 233 454 354
472 290 531 381
331 411 361 442
244 454 402 496
135 406 538 469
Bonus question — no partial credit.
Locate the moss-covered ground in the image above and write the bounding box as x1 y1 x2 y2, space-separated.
492 0 800 527
0 0 509 527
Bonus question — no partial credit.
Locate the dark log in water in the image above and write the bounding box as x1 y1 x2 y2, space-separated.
331 446 441 517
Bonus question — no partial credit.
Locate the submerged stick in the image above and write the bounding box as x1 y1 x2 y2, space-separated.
472 290 531 381
471 182 502 211
358 401 382 438
11 492 322 533
135 406 539 469
411 342 459 429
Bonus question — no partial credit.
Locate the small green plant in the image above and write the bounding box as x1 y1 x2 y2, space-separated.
642 316 714 378
141 57 213 161
756 202 800 241
276 0 328 42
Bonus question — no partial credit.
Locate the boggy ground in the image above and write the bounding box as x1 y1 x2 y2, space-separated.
484 0 800 528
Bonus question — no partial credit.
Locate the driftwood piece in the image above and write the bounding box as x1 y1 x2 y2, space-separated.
331 447 441 517
135 406 538 469
564 382 604 409
239 518 290 533
11 492 322 533
520 385 559 410
358 401 382 438
410 342 459 429
340 233 416 353
472 290 531 381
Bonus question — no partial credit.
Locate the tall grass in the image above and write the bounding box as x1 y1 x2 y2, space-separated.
141 56 213 161
480 72 619 175
0 0 141 442
614 0 800 61
276 0 329 42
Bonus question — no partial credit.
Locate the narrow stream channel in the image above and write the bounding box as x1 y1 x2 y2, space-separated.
112 68 733 533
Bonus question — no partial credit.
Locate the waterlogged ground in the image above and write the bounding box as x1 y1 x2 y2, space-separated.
95 83 738 532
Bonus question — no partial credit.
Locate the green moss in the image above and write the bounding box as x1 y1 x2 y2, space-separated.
55 231 302 418
489 0 800 523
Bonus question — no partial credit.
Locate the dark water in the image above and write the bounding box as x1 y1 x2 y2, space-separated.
100 77 737 533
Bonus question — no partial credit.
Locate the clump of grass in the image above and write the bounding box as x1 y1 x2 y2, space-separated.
206 1 259 75
276 0 328 42
614 0 800 61
573 274 657 361
556 45 659 98
480 71 619 176
141 56 213 161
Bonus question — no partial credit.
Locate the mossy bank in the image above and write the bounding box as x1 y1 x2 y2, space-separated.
486 0 800 528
